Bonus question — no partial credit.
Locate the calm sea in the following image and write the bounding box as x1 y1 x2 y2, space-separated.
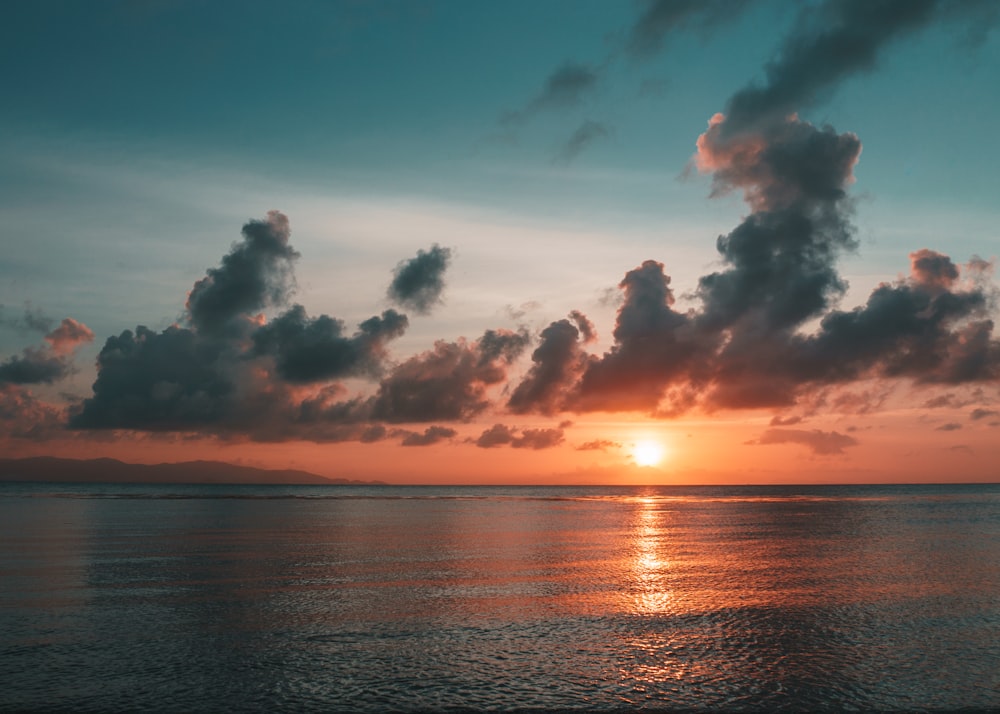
1 482 999 712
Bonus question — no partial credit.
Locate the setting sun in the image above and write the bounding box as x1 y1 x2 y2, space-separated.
632 440 666 467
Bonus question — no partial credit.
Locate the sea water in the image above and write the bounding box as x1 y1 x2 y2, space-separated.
1 482 999 711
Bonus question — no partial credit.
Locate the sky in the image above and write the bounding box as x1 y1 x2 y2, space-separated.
2 0 999 484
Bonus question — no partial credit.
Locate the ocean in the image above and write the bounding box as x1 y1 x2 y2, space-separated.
2 482 998 712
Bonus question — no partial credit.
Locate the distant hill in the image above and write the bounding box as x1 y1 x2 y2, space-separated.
0 456 384 485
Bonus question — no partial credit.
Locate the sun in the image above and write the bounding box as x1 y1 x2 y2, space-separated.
632 440 666 467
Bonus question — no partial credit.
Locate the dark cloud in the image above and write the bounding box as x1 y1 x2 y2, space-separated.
396 425 457 447
770 415 802 426
370 329 530 423
71 212 410 440
749 428 859 455
554 95 999 416
508 315 591 416
575 260 701 412
186 210 299 336
924 394 957 408
569 310 597 343
723 0 941 136
970 408 999 421
0 384 66 440
359 424 388 443
0 349 67 386
508 62 601 122
576 439 621 452
554 120 611 164
474 423 565 450
70 325 236 430
935 422 963 431
387 244 452 314
0 317 94 386
513 427 565 450
627 0 754 58
252 304 407 383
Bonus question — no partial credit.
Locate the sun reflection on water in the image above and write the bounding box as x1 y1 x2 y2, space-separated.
631 496 675 615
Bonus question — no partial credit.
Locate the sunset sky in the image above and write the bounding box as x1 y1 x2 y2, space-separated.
2 0 999 484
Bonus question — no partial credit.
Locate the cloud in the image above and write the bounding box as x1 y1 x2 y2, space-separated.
44 318 95 355
546 97 1000 415
0 384 66 440
474 423 565 450
507 63 601 123
770 415 802 426
72 212 404 437
970 408 999 421
508 314 592 415
185 210 299 336
370 329 530 423
935 422 962 431
70 324 237 430
569 310 597 343
924 394 957 408
721 0 949 136
387 244 452 314
626 0 754 58
0 304 55 334
575 259 701 412
395 425 457 446
0 349 69 386
554 120 611 164
575 439 621 452
0 317 94 386
252 304 407 383
748 428 859 455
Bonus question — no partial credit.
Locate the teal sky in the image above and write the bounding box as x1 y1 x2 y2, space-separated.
2 1 999 481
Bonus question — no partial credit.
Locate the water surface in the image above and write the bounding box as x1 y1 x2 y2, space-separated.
2 483 999 711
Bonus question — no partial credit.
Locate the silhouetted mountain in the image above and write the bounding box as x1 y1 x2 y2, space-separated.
0 457 383 485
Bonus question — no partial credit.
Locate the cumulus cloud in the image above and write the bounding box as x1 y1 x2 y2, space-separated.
387 244 452 314
0 384 67 440
935 422 962 431
70 325 236 430
509 314 592 415
186 210 299 336
575 259 701 412
395 425 458 447
370 329 530 423
748 428 859 455
567 110 998 415
970 408 999 421
252 304 407 383
0 350 69 386
72 212 406 438
0 317 94 386
45 318 95 355
474 423 565 450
